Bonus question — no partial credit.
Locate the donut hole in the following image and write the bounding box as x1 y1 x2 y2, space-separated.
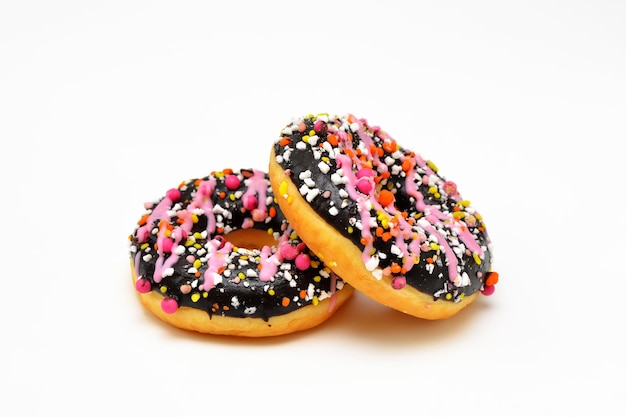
221 228 277 250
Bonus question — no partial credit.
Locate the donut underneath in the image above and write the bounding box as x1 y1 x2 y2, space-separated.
129 169 354 337
269 114 498 320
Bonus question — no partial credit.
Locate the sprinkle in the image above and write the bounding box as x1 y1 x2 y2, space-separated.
161 297 178 314
225 175 240 190
378 189 394 206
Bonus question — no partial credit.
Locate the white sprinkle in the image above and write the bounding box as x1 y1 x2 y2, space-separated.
312 148 322 160
175 245 185 255
308 135 319 146
231 296 240 308
350 122 360 132
304 178 316 188
299 184 310 196
318 161 330 174
306 188 320 202
365 255 379 271
246 269 258 278
390 245 402 257
328 206 339 216
244 306 257 315
372 269 383 280
296 141 307 150
299 170 312 180
282 127 293 135
142 254 152 262
331 173 344 185
162 267 175 278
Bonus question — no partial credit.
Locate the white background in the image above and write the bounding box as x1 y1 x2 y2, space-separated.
1 1 625 415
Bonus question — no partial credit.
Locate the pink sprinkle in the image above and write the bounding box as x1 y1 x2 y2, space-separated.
242 195 258 211
280 244 299 260
391 276 406 290
251 208 266 222
135 278 151 293
166 188 181 202
161 237 173 253
356 168 375 179
161 297 179 314
137 227 150 243
443 181 458 196
481 285 496 296
225 175 241 190
313 120 327 134
295 254 311 270
357 177 373 194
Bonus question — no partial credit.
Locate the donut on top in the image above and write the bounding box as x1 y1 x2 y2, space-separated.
269 114 498 320
128 168 353 337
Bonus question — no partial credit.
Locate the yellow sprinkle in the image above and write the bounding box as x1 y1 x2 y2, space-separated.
268 289 275 296
184 238 195 246
428 186 438 195
310 260 320 268
430 242 440 251
445 293 452 300
427 160 438 172
459 292 465 301
194 243 202 249
140 243 149 250
203 292 208 298
313 276 321 283
453 212 466 219
238 272 245 279
321 156 330 163
309 129 316 136
193 259 202 269
279 181 288 197
267 228 273 235
215 172 224 178
303 135 309 143
460 200 471 207
191 214 199 223
434 192 441 198
191 293 201 303
240 255 248 260
348 226 354 234
165 229 171 237
473 253 482 265
160 286 167 294
287 196 294 204
193 232 203 240
229 193 236 201
312 296 319 306
290 232 298 240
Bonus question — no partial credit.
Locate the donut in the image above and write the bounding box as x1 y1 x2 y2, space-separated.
128 168 353 337
269 114 498 320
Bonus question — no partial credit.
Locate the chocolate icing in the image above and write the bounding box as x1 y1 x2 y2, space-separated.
273 115 494 302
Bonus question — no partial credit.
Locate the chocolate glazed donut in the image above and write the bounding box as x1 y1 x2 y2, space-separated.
129 168 353 336
269 114 498 320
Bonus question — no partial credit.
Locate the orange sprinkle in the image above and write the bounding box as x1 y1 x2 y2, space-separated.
347 114 357 124
382 140 397 153
344 149 356 159
327 134 338 146
375 227 384 237
391 263 402 274
279 137 291 147
426 257 434 264
176 218 185 225
223 305 230 311
137 214 149 226
195 271 201 277
382 232 393 242
401 159 412 172
223 168 233 175
216 227 224 234
269 207 277 218
379 189 395 206
219 191 226 199
360 236 373 246
377 147 384 157
486 272 499 286
299 290 306 299
194 179 202 187
282 297 290 307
